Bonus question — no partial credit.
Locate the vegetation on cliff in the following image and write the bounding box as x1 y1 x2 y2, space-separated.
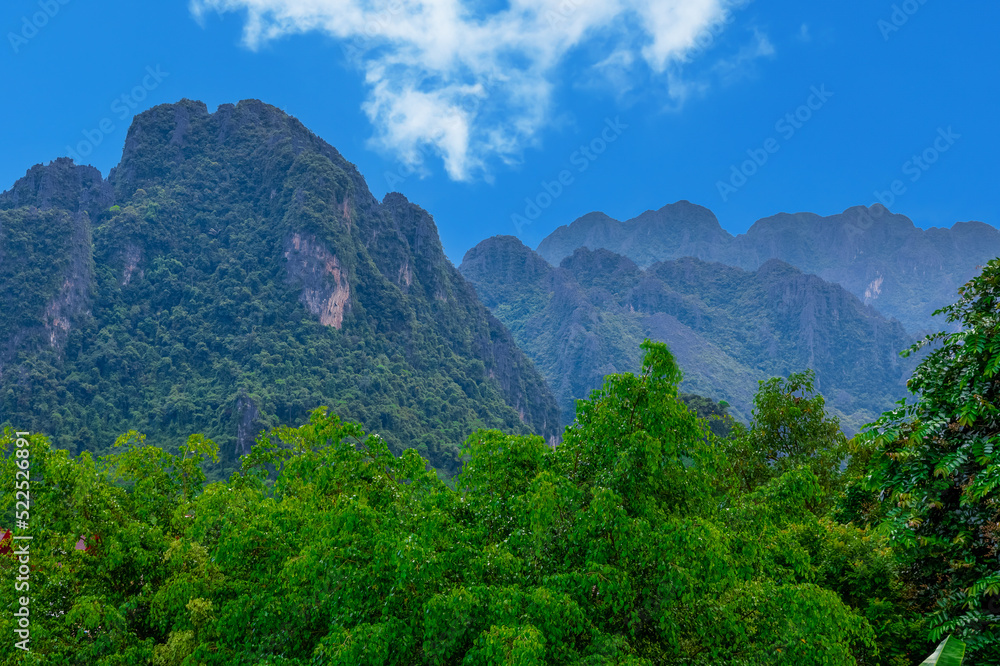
0 101 559 480
460 236 914 433
1 101 996 665
3 257 997 663
536 201 1000 335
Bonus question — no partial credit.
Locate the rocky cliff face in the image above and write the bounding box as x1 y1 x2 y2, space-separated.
0 99 559 476
462 236 916 434
284 232 352 329
0 158 113 216
375 199 561 443
536 201 1000 335
0 159 101 367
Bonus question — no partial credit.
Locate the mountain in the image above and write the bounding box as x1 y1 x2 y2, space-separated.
536 201 1000 335
460 236 916 433
0 99 560 479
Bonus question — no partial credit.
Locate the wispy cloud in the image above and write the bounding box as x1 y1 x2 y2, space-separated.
712 28 775 83
191 0 743 181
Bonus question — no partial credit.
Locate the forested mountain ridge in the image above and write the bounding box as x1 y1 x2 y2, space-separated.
536 200 1000 335
460 235 915 432
1 102 996 666
0 98 560 478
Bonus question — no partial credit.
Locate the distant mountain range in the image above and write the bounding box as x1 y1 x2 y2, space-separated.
536 201 1000 336
4 98 992 477
0 99 559 479
460 236 916 434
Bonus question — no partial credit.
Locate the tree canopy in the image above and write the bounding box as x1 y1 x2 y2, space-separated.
3 261 999 664
857 258 1000 664
0 340 930 664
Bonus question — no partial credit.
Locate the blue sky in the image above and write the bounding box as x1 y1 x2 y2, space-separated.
2 0 997 264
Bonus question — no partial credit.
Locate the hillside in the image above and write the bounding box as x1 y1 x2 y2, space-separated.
0 99 560 479
461 236 916 433
536 201 1000 335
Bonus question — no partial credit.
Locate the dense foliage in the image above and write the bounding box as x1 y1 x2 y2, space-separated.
853 258 1000 664
2 338 953 664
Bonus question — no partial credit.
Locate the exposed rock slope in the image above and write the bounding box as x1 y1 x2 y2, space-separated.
0 100 559 477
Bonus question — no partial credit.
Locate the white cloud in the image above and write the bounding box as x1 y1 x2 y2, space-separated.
711 27 775 82
191 0 743 181
664 69 710 109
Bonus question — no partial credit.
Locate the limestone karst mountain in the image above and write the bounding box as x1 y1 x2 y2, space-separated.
536 201 1000 335
461 235 916 434
0 99 559 478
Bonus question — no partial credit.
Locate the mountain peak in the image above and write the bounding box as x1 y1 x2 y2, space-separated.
461 235 550 300
382 191 411 206
564 210 618 230
536 200 730 267
643 200 720 223
110 98 376 213
1 98 560 476
756 256 801 276
0 158 112 217
460 236 557 313
535 201 999 333
560 246 639 278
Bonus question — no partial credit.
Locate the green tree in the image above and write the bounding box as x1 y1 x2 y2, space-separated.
718 370 927 664
721 370 849 505
859 258 1000 663
2 343 917 664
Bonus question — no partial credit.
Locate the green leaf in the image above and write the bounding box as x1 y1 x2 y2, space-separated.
919 635 966 665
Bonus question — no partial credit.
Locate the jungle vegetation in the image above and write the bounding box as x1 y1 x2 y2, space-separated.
1 259 997 665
